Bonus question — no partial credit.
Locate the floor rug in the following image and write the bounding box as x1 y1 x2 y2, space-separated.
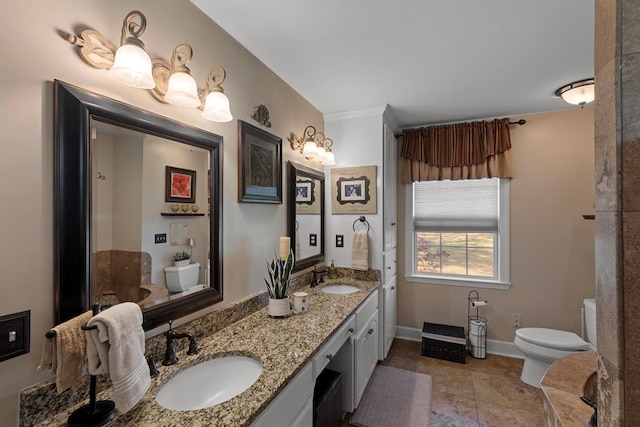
349 365 432 427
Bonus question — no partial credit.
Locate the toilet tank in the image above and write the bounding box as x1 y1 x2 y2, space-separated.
165 262 200 292
584 298 596 347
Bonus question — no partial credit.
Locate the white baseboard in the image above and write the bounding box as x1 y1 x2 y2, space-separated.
395 326 524 359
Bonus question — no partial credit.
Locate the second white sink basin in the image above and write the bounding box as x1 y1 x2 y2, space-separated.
155 356 263 411
321 284 360 295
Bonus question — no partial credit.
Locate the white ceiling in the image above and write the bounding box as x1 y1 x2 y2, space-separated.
192 0 595 128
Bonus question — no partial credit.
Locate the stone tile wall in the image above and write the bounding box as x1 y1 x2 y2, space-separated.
594 0 640 424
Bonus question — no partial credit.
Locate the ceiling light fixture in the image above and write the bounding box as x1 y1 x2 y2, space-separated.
555 78 595 107
63 10 232 122
289 125 336 165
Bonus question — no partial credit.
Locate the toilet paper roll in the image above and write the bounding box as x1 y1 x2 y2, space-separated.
469 320 486 348
471 300 487 307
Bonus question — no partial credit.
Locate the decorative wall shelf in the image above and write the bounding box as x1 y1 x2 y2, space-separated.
161 213 205 217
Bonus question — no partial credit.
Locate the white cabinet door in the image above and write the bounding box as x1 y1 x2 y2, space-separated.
383 278 397 358
383 123 397 252
354 309 379 407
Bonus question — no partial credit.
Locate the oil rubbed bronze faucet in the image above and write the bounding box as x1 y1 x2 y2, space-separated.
310 266 328 288
162 321 199 366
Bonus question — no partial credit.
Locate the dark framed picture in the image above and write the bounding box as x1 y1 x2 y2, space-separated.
296 180 315 205
238 120 282 203
337 176 370 204
165 166 196 203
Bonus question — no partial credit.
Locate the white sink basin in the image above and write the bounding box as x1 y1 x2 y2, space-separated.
156 356 263 410
321 284 360 295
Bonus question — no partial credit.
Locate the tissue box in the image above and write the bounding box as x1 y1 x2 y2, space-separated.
421 322 466 364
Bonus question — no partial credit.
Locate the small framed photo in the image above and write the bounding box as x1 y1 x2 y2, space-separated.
296 180 314 205
238 120 282 203
337 176 370 204
165 166 196 204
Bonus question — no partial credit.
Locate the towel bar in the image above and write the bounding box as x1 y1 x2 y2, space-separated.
352 216 370 233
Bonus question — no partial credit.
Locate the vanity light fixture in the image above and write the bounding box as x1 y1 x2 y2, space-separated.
288 125 336 165
555 78 595 106
63 10 232 122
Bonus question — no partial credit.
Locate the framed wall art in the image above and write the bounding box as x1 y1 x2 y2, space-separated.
331 165 377 214
165 166 196 204
238 120 283 203
296 179 321 214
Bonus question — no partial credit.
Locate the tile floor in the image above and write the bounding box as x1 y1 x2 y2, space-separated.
343 338 545 427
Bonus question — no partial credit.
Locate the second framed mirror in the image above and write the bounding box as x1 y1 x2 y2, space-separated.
287 161 325 272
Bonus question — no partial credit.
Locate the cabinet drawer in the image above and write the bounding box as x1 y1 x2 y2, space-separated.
383 248 397 283
251 362 313 427
355 289 378 333
313 315 355 379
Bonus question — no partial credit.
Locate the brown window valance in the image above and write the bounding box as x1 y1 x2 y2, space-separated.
400 118 513 182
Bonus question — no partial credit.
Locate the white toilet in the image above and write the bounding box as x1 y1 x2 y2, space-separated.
514 298 596 388
164 262 201 293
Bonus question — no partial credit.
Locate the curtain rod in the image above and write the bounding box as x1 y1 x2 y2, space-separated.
394 119 526 138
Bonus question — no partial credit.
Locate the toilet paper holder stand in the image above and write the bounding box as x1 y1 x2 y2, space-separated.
467 290 487 359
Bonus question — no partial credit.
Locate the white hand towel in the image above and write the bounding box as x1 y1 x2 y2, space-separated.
351 231 370 271
85 302 150 414
37 310 93 392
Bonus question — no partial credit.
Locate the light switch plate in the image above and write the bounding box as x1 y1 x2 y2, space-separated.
0 310 30 362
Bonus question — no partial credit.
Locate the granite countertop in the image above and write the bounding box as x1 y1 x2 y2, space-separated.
540 351 597 427
37 277 380 427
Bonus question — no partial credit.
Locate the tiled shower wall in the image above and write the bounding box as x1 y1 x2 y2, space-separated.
594 0 640 424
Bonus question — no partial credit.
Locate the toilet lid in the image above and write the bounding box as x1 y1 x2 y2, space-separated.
516 328 589 350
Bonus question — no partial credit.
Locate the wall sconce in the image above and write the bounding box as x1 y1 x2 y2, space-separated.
555 78 595 106
64 10 232 122
288 125 336 165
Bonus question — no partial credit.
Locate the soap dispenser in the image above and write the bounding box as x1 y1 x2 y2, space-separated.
328 260 338 279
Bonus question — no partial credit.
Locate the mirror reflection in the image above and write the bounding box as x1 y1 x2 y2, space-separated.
91 122 211 309
54 80 222 329
288 161 325 271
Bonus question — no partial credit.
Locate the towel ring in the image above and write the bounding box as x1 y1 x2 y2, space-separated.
352 216 370 233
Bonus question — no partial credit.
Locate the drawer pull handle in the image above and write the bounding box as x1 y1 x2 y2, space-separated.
391 286 396 290
326 353 333 361
368 328 374 335
391 222 396 226
348 328 354 333
387 266 391 270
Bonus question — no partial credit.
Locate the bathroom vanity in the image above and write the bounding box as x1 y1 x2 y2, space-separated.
28 277 380 426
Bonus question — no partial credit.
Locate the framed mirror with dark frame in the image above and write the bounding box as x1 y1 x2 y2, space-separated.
287 161 325 272
54 80 223 330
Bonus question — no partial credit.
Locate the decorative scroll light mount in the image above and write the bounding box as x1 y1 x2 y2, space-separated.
288 125 336 166
63 10 232 122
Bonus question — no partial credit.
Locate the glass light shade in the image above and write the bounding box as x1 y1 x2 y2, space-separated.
321 151 336 165
201 91 233 122
315 145 327 160
164 72 201 108
556 79 595 106
302 140 318 158
108 43 155 89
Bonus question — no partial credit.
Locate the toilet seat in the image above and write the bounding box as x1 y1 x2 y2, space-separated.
515 327 589 351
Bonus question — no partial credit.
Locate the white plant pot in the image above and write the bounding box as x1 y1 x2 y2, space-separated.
268 298 290 317
175 259 190 267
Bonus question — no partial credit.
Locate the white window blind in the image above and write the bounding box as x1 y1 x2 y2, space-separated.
413 178 499 232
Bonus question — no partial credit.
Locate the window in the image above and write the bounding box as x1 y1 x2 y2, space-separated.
405 178 510 289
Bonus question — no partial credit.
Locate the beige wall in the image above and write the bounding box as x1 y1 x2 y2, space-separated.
0 1 322 424
396 108 596 343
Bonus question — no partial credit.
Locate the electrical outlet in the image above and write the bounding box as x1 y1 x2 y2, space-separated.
0 310 30 362
512 313 522 328
154 233 167 244
336 234 344 248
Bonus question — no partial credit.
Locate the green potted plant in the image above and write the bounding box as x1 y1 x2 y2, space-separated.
264 249 295 317
174 250 191 267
